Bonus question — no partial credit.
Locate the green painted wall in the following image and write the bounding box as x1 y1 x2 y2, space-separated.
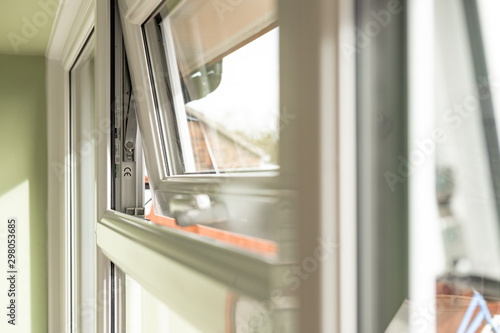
0 54 47 332
0 0 61 55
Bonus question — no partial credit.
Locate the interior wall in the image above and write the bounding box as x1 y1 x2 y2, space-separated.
0 54 47 333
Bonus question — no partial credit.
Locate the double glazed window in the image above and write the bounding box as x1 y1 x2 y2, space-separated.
106 1 289 329
116 0 285 251
144 0 279 174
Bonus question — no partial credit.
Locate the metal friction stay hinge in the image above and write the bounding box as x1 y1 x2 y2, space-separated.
113 52 145 215
121 91 145 217
123 90 137 163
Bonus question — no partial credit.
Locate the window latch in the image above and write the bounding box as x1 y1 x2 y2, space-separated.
169 194 228 227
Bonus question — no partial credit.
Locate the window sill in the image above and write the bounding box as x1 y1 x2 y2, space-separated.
97 209 280 301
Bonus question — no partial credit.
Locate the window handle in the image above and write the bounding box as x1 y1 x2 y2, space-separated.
169 194 228 227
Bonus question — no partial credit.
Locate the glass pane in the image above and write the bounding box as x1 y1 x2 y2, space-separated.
70 40 96 332
184 28 279 171
145 0 279 174
126 275 202 333
478 0 500 122
435 0 500 281
430 0 500 331
125 275 285 332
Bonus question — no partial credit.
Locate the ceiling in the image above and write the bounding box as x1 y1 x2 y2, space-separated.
0 0 61 55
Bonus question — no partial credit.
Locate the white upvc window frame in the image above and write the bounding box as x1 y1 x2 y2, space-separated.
116 0 284 245
46 0 97 332
47 0 357 332
97 0 287 331
279 0 356 331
